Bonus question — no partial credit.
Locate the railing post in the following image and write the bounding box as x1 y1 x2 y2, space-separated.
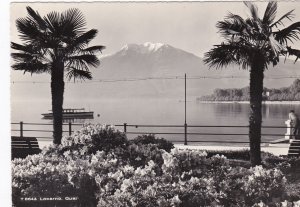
69 122 72 136
124 123 127 133
20 121 23 137
184 123 188 145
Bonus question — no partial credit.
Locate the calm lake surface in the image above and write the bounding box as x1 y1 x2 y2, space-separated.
11 99 300 146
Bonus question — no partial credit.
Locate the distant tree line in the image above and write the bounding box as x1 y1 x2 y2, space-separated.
197 79 300 102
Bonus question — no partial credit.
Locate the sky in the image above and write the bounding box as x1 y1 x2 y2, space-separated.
10 1 300 57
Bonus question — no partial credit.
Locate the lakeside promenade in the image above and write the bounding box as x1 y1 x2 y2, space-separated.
37 141 289 156
175 143 290 156
20 119 293 156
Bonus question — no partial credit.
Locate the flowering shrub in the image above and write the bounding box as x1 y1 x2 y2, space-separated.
12 124 300 207
60 124 128 155
206 149 250 160
240 166 287 205
130 134 174 152
12 153 98 207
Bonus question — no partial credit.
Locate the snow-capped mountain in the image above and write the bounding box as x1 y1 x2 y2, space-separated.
97 42 204 79
120 42 166 54
11 42 300 101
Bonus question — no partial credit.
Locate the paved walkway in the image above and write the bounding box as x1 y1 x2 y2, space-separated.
38 141 289 156
175 144 289 156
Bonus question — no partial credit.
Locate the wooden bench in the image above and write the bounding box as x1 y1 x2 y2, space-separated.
11 136 41 160
288 140 300 157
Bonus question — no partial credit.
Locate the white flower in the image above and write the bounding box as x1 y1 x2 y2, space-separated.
281 200 288 207
95 174 103 186
171 148 179 155
63 150 71 157
294 200 300 207
122 165 134 174
189 177 200 184
120 179 132 192
170 195 181 205
257 201 265 207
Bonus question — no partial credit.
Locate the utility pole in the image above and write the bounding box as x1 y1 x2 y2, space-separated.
184 73 187 145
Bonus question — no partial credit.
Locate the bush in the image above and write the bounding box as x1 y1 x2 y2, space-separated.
90 126 128 154
12 124 300 207
12 153 98 207
206 149 250 160
240 166 287 205
130 134 174 152
126 143 164 171
60 124 129 155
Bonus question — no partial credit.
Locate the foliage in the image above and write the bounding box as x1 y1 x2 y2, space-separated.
206 149 250 160
130 134 174 152
11 7 105 79
198 79 300 102
203 1 300 166
203 2 300 70
11 7 105 144
198 87 251 102
12 124 300 207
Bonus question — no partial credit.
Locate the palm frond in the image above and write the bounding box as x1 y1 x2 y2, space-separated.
16 17 42 42
66 29 98 52
274 22 300 44
203 43 252 69
74 29 98 46
43 10 61 34
82 45 106 54
11 53 35 62
13 7 104 81
217 13 248 37
11 42 34 53
268 34 286 56
217 20 243 37
12 61 50 74
26 7 47 30
66 67 92 81
270 9 294 28
263 1 277 25
287 46 300 63
244 2 259 21
67 54 100 69
61 8 86 36
226 13 246 24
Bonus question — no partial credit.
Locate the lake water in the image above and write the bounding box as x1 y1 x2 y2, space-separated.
11 98 300 146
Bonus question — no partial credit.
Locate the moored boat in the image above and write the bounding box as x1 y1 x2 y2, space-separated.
42 108 94 119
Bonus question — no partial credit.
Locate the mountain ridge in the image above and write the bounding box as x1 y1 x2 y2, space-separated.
11 42 300 101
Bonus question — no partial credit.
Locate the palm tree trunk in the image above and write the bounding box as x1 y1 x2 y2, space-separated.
51 60 64 145
249 53 264 166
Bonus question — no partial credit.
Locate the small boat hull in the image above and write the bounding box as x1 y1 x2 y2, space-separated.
42 112 94 119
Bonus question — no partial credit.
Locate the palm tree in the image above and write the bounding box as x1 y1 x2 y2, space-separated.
11 7 105 145
204 2 300 166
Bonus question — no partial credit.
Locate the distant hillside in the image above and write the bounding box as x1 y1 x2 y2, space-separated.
197 79 300 102
11 42 300 102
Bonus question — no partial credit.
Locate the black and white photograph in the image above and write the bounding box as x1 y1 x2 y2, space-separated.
7 1 300 206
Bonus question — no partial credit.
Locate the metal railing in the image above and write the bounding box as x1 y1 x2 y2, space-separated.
11 121 291 145
11 122 82 140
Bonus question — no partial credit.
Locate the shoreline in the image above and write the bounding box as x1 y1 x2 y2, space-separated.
197 100 300 105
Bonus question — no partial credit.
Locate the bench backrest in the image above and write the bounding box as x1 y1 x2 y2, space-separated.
11 136 41 159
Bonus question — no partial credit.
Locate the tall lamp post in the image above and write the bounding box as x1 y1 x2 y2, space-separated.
184 73 187 145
